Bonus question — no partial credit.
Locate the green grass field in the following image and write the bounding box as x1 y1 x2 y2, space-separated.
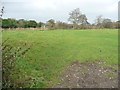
2 29 118 88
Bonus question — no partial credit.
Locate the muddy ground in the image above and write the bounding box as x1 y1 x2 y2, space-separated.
54 61 118 88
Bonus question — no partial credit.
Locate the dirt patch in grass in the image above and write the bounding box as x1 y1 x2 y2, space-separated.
54 61 118 88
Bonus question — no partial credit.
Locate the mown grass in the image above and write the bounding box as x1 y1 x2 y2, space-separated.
2 29 118 88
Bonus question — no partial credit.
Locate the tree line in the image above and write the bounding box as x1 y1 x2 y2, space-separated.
1 8 119 30
2 18 44 29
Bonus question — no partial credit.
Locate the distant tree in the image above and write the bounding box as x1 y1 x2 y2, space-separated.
80 14 88 25
37 22 44 28
102 18 111 23
2 19 10 28
27 20 37 28
68 8 82 24
56 21 70 29
46 19 55 30
95 15 103 26
2 18 17 28
102 18 112 28
55 21 63 29
79 14 89 29
10 19 17 28
17 19 27 28
17 19 38 28
95 16 114 29
114 21 120 29
68 8 88 29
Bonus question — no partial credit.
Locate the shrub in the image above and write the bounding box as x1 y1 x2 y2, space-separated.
2 39 31 88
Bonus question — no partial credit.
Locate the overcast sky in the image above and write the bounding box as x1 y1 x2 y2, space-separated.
1 0 119 23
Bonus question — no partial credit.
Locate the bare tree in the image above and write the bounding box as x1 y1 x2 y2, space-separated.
68 8 88 29
68 8 82 24
95 15 103 26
